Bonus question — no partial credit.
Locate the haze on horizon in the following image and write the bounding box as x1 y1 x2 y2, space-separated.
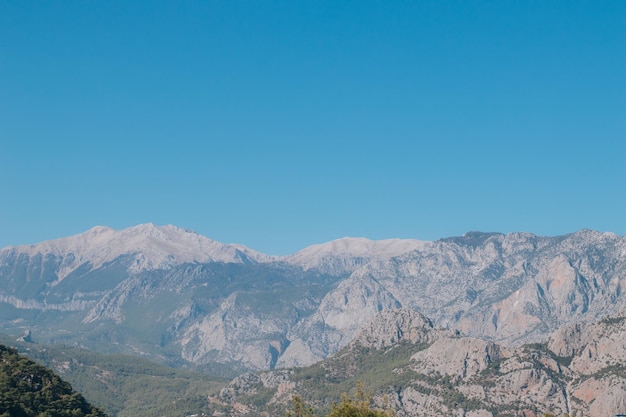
1 1 624 255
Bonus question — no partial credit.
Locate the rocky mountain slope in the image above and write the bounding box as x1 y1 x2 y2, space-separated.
279 230 626 367
0 225 624 372
214 308 626 417
1 223 273 279
283 237 426 275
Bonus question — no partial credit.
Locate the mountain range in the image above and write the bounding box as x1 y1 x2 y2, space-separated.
214 308 626 417
1 224 624 375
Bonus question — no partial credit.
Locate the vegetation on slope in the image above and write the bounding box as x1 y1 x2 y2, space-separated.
0 336 226 417
286 383 393 417
0 344 106 417
210 342 429 416
292 342 429 405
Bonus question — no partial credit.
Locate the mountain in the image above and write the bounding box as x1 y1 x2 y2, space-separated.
278 230 626 367
214 308 626 417
283 237 426 275
1 223 273 278
0 225 625 373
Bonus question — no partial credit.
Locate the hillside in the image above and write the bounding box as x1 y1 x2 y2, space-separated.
214 309 626 417
0 335 226 417
0 343 106 417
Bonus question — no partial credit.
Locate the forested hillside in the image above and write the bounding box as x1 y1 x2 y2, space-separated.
0 336 226 417
0 344 105 417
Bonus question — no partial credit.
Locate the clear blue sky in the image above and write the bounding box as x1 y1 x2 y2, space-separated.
1 1 624 255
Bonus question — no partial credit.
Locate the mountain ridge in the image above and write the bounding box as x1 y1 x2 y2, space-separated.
1 224 625 372
215 308 626 417
1 223 276 280
3 224 623 266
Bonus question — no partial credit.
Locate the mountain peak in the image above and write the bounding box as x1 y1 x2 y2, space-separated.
284 237 427 274
1 223 274 280
86 225 114 235
352 308 439 349
295 236 425 255
124 222 192 236
439 231 505 247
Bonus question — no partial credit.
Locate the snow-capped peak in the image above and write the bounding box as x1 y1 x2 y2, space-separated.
3 223 275 279
283 236 427 272
1 226 432 281
286 236 427 259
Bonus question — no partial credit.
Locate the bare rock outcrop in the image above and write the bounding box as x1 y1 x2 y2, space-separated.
276 273 402 368
410 337 506 380
353 308 443 349
549 311 626 375
214 308 626 417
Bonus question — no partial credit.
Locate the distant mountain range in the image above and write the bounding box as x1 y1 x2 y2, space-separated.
1 224 624 374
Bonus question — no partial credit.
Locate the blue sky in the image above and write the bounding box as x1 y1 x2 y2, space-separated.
1 1 624 255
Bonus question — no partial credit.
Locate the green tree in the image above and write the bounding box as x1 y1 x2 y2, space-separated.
286 395 315 417
0 344 106 417
326 382 393 417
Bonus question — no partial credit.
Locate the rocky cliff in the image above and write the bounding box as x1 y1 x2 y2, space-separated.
1 226 624 372
215 308 626 417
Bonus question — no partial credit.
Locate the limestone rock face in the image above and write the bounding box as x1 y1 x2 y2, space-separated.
570 376 626 417
180 292 295 370
276 273 402 368
587 378 626 417
410 337 505 380
358 230 626 346
283 237 427 275
548 312 626 375
216 308 626 417
2 227 626 373
353 308 440 349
